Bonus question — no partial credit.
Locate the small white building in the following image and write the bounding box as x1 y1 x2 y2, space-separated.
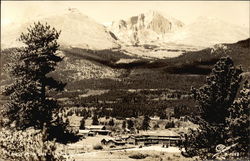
85 125 106 131
85 125 111 135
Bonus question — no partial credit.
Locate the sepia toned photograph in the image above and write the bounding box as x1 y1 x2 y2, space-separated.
0 1 249 160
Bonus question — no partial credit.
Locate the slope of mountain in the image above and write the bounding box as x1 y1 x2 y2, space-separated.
1 8 119 50
109 10 184 45
51 51 122 82
167 17 249 47
150 38 250 75
1 38 249 93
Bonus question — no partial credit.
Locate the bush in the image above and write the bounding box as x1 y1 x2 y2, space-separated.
175 120 181 128
0 128 65 161
79 118 85 130
129 153 149 159
165 121 175 129
153 124 160 130
108 119 115 126
93 144 103 150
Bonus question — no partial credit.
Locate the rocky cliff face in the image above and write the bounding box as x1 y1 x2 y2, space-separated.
109 12 249 47
109 11 184 45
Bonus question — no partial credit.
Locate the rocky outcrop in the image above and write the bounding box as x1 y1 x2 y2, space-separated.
109 10 184 45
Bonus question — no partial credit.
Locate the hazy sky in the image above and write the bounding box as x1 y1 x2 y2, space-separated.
1 1 249 28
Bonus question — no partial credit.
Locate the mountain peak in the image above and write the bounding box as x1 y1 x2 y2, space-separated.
109 11 184 45
167 16 249 47
1 9 119 50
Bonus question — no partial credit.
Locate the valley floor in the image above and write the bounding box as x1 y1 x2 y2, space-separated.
66 146 195 161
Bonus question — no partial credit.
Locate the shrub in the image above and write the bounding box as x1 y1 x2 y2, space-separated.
153 124 160 130
175 120 181 128
129 153 149 159
79 118 85 130
93 144 103 150
92 114 99 125
108 119 115 126
141 115 150 130
165 121 175 129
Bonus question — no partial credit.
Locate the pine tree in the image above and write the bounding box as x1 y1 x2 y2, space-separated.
92 114 99 125
127 119 134 130
108 118 115 126
191 57 242 124
226 81 250 156
183 57 243 158
79 118 85 130
122 120 126 129
3 22 65 130
141 115 150 131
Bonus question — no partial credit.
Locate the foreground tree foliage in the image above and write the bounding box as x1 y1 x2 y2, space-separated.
3 22 65 129
182 56 247 159
0 128 66 161
191 57 242 124
227 81 250 156
1 22 78 143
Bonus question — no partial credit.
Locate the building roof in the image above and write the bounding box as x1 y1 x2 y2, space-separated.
138 130 180 137
78 130 90 134
85 125 105 129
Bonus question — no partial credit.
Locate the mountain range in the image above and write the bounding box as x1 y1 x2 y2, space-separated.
166 16 249 46
1 9 249 50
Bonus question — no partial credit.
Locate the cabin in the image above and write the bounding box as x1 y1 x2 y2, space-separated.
134 135 181 146
101 139 108 145
129 130 181 147
78 130 90 137
85 125 106 131
162 137 182 147
101 139 126 146
78 129 96 137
